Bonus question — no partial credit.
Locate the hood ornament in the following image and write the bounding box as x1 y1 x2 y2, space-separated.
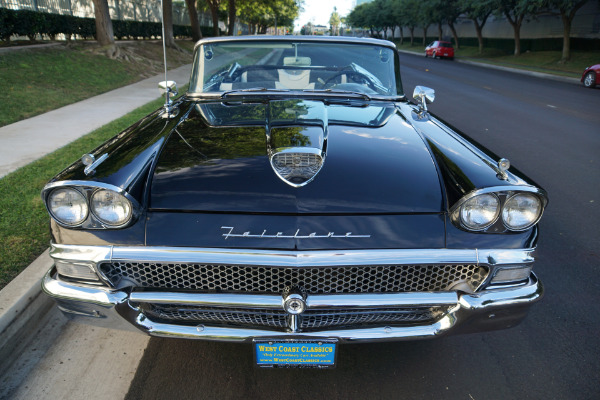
269 147 325 187
267 100 328 187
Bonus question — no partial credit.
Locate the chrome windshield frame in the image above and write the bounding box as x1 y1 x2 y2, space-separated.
187 36 404 100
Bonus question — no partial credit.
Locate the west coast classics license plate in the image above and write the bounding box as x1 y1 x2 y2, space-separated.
254 339 337 368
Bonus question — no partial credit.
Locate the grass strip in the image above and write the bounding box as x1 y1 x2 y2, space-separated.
0 95 167 290
394 41 597 79
0 40 193 127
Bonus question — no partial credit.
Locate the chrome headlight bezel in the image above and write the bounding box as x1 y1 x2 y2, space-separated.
459 193 500 231
501 192 543 231
90 189 133 227
42 181 140 229
451 186 547 233
47 187 89 227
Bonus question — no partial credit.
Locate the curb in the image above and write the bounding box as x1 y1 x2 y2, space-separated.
396 48 581 85
0 250 54 377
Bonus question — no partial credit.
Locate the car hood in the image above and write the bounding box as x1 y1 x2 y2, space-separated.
150 99 443 214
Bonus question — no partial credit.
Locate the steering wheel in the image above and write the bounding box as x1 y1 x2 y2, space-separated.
321 70 377 91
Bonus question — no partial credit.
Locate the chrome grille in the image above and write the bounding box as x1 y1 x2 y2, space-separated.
100 263 488 293
300 308 441 329
143 304 445 330
146 306 288 328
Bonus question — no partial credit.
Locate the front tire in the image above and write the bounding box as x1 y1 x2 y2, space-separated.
583 71 596 88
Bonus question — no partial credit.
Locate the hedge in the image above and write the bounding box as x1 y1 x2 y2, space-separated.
0 8 219 42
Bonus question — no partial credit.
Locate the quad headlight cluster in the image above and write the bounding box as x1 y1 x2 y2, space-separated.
44 183 136 228
452 188 546 232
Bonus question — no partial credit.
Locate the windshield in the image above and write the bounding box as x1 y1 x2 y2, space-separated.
188 40 400 97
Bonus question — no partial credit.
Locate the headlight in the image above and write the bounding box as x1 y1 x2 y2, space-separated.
502 193 542 230
91 189 132 226
460 194 500 230
48 188 88 226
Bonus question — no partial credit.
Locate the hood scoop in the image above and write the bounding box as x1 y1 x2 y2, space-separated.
267 100 327 187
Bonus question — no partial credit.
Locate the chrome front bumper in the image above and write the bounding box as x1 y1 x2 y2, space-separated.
42 244 544 342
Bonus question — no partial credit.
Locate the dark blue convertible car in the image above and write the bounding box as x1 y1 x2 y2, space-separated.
41 36 546 368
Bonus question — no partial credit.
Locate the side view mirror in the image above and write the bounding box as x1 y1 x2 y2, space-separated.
159 81 178 98
413 86 435 115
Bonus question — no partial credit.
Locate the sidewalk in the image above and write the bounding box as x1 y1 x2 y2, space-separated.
0 64 191 398
0 63 192 178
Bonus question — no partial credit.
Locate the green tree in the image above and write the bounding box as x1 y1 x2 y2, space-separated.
460 0 495 54
201 0 222 36
545 0 589 62
238 0 300 34
441 0 462 48
329 6 341 36
402 0 420 45
495 0 544 56
417 0 437 45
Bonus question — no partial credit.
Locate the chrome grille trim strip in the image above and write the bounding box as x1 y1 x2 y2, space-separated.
49 244 535 268
130 292 283 309
128 291 459 309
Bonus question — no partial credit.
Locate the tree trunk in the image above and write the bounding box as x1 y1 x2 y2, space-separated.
474 20 484 54
512 22 521 56
209 3 220 36
185 0 202 41
422 26 428 46
91 0 114 46
409 27 414 46
448 22 459 48
227 0 236 35
437 22 442 40
504 11 523 56
399 26 404 45
162 0 176 48
560 12 571 61
559 2 587 62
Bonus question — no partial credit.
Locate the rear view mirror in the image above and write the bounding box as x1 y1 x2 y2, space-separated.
413 85 435 116
159 81 178 98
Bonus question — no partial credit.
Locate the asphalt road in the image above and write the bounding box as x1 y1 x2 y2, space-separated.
126 54 600 400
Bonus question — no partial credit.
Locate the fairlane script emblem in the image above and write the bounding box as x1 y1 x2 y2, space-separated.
221 226 371 240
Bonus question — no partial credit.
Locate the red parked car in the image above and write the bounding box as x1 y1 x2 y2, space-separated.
581 64 600 88
425 41 454 60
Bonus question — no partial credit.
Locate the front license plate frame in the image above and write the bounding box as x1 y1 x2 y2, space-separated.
254 339 338 368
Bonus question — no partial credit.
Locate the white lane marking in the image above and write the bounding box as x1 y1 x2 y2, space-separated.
547 104 557 108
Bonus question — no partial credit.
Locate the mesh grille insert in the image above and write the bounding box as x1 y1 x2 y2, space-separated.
143 304 447 330
100 262 487 293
